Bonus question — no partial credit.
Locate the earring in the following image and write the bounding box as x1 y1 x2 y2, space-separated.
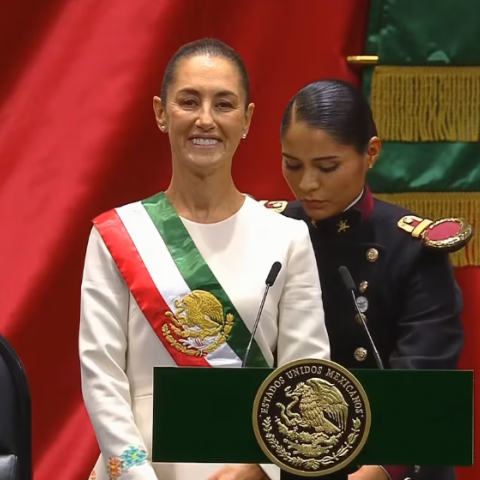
242 133 247 139
160 126 166 132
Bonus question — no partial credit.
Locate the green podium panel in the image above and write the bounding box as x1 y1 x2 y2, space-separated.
152 367 473 466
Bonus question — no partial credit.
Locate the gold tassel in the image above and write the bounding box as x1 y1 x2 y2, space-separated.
373 192 479 267
371 66 480 142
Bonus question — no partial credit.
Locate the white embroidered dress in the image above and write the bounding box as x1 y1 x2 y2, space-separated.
79 195 330 480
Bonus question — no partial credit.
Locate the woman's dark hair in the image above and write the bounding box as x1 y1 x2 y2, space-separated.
161 38 250 107
281 79 377 154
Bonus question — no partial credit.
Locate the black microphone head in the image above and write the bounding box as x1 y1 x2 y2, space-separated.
266 262 282 286
338 266 356 292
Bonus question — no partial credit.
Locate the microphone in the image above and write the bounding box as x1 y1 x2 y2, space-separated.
338 266 384 370
242 262 282 368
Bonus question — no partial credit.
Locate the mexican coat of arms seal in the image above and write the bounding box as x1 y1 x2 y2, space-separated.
253 359 371 476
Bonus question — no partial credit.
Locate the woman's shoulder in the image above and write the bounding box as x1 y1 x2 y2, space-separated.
256 198 306 220
371 198 473 255
372 198 411 220
370 199 415 233
247 197 309 237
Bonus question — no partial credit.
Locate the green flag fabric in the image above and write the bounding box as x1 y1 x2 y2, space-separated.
363 0 480 266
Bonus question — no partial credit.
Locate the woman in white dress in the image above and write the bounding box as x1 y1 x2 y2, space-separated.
79 38 330 480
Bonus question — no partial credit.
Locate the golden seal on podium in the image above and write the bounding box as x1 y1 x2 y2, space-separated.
253 359 371 476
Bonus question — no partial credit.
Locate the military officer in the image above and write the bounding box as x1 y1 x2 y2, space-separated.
266 79 472 480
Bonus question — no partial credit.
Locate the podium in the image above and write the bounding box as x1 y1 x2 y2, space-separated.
151 360 473 478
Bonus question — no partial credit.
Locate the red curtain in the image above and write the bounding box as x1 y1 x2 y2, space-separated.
455 269 480 480
0 1 368 478
1 1 475 480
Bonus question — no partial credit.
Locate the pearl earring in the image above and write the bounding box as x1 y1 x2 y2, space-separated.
161 126 166 132
242 133 247 139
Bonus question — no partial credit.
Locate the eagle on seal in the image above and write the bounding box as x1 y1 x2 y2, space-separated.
284 378 349 435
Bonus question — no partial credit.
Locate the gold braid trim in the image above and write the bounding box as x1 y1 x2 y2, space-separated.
373 192 479 267
371 66 480 142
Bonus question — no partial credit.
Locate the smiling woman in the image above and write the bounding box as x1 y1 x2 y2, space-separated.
152 40 254 188
79 38 331 480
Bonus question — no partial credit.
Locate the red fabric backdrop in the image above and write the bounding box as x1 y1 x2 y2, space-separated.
455 269 479 480
0 1 475 479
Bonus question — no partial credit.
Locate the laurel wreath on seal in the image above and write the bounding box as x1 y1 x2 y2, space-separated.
262 417 361 470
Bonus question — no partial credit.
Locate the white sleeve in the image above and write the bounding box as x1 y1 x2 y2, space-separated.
79 227 157 480
276 221 331 365
259 222 330 480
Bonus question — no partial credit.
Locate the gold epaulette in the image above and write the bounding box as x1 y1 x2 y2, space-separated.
259 200 288 213
397 215 473 253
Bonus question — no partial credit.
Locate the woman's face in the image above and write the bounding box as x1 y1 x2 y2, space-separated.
154 55 254 175
281 121 380 221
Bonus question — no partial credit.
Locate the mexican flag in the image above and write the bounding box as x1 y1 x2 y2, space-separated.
360 1 480 478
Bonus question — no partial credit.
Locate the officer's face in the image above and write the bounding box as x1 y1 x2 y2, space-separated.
281 121 380 220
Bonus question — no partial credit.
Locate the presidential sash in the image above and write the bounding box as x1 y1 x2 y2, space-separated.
93 192 268 368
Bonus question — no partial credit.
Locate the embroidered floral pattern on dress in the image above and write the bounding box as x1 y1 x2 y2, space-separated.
120 446 149 468
106 447 148 479
107 457 123 479
89 470 97 480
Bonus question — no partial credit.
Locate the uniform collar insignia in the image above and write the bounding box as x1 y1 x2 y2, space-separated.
337 219 349 233
309 185 374 232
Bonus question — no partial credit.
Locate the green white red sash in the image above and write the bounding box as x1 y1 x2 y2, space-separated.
93 192 268 368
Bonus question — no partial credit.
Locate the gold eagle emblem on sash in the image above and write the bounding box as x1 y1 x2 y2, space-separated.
162 290 234 356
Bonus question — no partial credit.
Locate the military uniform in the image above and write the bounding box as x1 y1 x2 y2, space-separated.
264 187 470 480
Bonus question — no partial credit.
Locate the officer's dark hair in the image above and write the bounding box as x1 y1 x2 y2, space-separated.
281 79 377 154
161 38 250 108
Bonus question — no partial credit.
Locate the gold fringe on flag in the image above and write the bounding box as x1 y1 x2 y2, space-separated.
371 66 480 142
373 192 479 267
